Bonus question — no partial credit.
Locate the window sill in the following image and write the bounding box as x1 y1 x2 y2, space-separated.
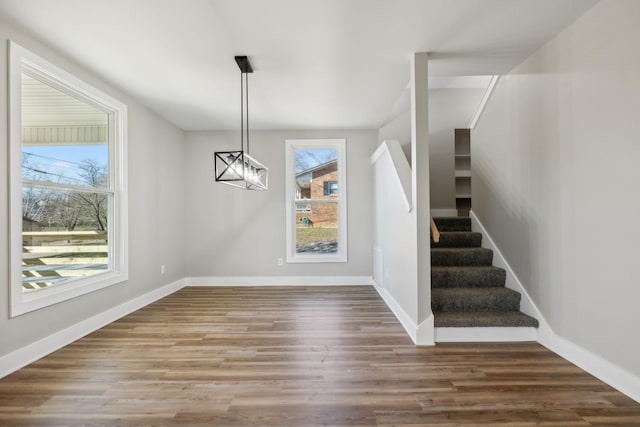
11 271 128 317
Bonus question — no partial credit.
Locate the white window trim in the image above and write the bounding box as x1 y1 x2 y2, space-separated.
8 41 128 317
285 139 347 263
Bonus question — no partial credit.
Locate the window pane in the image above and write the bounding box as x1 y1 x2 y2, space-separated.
22 186 110 291
295 148 338 200
21 73 109 189
295 202 338 254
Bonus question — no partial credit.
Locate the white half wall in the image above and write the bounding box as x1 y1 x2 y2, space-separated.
472 0 640 384
371 142 425 344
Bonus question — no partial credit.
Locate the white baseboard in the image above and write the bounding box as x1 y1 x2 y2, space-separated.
470 210 640 404
431 209 458 217
435 327 537 342
185 276 374 286
0 278 186 379
539 328 640 404
372 281 434 346
373 247 383 286
415 315 435 346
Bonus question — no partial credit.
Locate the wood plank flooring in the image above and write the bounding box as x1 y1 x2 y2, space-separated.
0 286 639 426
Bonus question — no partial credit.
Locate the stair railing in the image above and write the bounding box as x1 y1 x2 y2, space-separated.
430 215 440 243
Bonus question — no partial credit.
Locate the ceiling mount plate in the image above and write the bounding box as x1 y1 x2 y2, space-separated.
234 56 253 73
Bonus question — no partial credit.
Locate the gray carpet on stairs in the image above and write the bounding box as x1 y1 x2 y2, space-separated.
432 288 521 312
434 311 539 327
431 266 506 288
432 217 471 232
431 247 493 266
431 217 539 329
431 231 482 248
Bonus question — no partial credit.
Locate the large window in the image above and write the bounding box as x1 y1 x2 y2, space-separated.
9 42 128 316
285 139 347 263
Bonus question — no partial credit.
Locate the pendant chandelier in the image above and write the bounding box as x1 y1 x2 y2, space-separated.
214 56 268 190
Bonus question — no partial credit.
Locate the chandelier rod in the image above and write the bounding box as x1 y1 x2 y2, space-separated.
240 70 244 152
245 71 250 154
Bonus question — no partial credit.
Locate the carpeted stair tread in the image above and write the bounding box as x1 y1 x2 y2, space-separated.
431 231 482 248
431 266 506 288
429 216 538 330
434 311 539 328
431 247 493 266
433 217 471 232
432 287 521 312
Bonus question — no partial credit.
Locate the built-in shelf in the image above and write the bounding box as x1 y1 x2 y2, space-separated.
455 156 471 171
454 129 471 217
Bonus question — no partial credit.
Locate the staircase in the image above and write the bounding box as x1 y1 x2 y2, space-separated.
431 217 538 329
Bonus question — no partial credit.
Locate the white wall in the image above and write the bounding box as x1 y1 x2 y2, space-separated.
429 88 485 210
183 130 376 279
378 108 411 158
372 144 418 321
473 0 640 377
377 88 485 211
0 22 186 357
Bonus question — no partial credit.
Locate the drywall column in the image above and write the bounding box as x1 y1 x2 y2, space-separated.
411 52 434 344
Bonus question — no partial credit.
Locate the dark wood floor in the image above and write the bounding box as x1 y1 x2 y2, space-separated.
1 286 639 426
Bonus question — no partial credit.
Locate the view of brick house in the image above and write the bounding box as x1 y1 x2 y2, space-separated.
295 160 338 228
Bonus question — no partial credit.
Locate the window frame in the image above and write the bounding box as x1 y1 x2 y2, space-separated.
8 41 128 317
285 139 347 263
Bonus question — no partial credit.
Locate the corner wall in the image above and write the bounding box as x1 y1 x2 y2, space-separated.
0 22 186 358
473 0 640 381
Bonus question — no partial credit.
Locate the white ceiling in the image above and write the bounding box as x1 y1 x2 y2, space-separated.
0 0 597 131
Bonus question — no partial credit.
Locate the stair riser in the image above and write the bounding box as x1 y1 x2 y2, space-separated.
432 232 482 248
431 249 493 266
431 268 506 288
432 293 521 312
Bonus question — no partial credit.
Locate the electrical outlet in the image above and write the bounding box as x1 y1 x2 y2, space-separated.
277 258 283 266
160 264 166 274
